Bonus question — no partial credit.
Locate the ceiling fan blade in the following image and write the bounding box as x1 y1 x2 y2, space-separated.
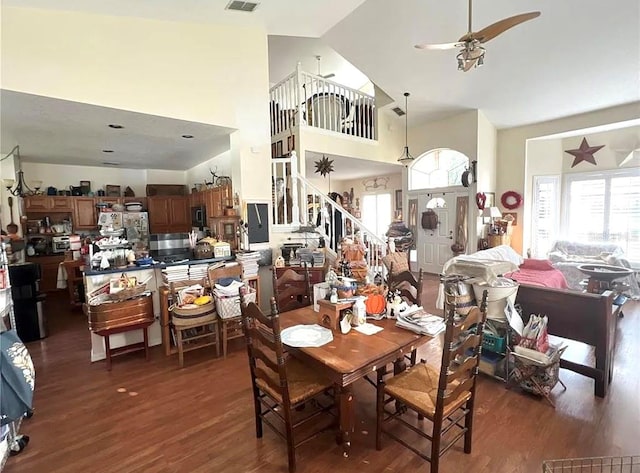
415 42 464 50
473 11 541 43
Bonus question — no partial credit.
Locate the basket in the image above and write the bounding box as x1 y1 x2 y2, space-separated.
543 455 640 472
482 332 506 354
214 288 256 319
171 301 216 326
107 284 147 302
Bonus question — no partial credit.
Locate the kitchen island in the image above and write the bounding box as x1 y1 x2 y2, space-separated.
83 256 233 362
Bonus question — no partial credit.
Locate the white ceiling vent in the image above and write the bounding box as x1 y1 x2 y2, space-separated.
392 106 406 117
225 1 259 12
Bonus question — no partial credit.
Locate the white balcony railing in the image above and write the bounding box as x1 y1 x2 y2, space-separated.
272 152 387 276
269 64 377 140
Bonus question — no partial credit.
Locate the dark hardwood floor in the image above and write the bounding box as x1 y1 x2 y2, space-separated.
7 275 639 473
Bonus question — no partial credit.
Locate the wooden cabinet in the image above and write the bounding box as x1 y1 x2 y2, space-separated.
210 216 240 250
148 196 190 233
25 195 73 211
28 255 65 292
205 188 223 218
74 198 97 230
189 192 204 207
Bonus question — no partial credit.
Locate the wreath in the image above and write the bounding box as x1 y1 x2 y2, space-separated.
501 190 523 210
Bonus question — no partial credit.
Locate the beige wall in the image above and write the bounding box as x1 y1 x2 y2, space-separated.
497 102 640 253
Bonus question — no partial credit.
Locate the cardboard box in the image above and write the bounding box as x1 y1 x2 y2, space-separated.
213 242 231 258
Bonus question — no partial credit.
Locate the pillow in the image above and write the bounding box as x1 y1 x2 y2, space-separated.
520 258 554 271
382 252 409 275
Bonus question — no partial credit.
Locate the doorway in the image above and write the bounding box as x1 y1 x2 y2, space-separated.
416 192 458 274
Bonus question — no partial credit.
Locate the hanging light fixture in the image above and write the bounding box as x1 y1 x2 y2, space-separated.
398 92 414 166
2 145 39 197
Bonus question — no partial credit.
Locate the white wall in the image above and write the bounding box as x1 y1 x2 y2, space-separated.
497 102 640 252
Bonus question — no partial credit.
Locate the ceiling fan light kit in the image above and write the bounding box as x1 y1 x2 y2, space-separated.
415 0 540 72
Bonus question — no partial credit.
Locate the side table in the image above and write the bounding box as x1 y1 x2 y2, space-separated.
94 320 154 371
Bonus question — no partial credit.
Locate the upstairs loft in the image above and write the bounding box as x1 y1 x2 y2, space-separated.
270 64 377 144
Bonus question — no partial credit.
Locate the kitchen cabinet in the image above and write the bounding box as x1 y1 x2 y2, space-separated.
28 255 65 292
210 216 240 250
148 196 190 233
74 198 97 230
24 195 73 212
206 188 223 218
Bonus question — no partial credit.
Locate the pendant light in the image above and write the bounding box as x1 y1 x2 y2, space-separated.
398 92 414 166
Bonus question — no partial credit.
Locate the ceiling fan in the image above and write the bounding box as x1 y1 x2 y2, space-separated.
315 55 335 79
415 0 540 71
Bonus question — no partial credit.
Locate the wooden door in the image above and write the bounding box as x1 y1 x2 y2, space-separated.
417 192 457 274
147 196 170 233
24 196 50 211
169 197 190 232
73 197 97 229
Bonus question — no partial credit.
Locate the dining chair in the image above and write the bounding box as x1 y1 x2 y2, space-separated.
170 278 220 368
376 284 488 473
239 288 336 473
63 259 86 309
387 262 423 366
271 265 313 313
208 263 244 358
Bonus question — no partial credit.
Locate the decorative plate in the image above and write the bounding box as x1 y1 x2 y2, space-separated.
281 324 333 348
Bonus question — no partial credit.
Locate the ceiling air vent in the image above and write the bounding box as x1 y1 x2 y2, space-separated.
226 1 259 12
392 106 406 117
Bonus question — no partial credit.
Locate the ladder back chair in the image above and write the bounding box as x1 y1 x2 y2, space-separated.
271 265 313 313
376 283 488 473
169 278 220 368
208 263 244 358
239 288 336 473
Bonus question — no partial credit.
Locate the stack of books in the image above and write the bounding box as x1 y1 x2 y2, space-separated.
396 306 446 336
236 252 260 278
188 265 208 280
161 265 189 284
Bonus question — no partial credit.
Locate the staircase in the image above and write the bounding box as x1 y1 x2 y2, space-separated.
272 152 387 279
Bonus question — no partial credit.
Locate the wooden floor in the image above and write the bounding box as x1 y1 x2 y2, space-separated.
7 275 640 473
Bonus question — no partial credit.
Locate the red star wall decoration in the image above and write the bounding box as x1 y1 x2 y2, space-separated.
564 137 605 168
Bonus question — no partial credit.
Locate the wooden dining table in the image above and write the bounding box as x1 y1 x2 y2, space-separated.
279 306 433 457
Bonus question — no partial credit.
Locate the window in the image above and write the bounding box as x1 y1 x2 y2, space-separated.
409 148 469 190
531 176 560 258
362 193 392 238
563 169 640 264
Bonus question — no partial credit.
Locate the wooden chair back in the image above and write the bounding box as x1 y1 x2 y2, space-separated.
272 265 312 313
208 263 243 286
436 283 488 412
388 263 423 307
240 289 292 407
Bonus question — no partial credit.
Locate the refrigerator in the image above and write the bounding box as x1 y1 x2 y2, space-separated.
97 212 149 250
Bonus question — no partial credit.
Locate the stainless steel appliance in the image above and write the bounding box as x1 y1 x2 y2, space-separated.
52 236 71 254
149 233 191 263
191 205 207 228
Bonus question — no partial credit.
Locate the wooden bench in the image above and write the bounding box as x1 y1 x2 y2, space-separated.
515 284 616 398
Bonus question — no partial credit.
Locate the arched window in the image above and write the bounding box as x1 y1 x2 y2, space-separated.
409 148 469 190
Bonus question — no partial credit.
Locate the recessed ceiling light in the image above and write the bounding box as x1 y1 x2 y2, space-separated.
181 134 194 139
108 124 124 129
102 149 114 153
103 161 120 166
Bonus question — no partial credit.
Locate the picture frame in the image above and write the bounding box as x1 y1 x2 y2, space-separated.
106 184 121 197
395 189 403 210
287 134 295 152
503 211 518 226
276 140 283 157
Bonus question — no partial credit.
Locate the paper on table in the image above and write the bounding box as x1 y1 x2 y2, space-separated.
354 323 384 335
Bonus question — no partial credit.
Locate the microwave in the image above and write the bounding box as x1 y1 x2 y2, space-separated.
191 205 207 228
52 236 71 254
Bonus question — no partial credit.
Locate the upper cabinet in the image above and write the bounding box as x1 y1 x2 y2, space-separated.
24 196 72 212
148 196 190 233
74 198 97 230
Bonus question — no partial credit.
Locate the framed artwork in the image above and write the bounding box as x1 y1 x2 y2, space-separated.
271 142 277 158
485 192 495 208
287 134 295 152
503 212 518 226
395 189 402 210
276 140 283 157
106 184 121 197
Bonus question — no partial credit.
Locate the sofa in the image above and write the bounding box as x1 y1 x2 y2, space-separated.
547 240 639 299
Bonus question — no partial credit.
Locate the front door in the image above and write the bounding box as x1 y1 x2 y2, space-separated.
417 192 458 274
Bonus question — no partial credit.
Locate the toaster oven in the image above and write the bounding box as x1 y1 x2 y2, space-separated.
52 236 71 254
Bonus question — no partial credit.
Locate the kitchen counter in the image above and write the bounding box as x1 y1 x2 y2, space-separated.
83 255 234 276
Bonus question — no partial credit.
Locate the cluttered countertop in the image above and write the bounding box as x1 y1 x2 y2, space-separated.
83 255 234 276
